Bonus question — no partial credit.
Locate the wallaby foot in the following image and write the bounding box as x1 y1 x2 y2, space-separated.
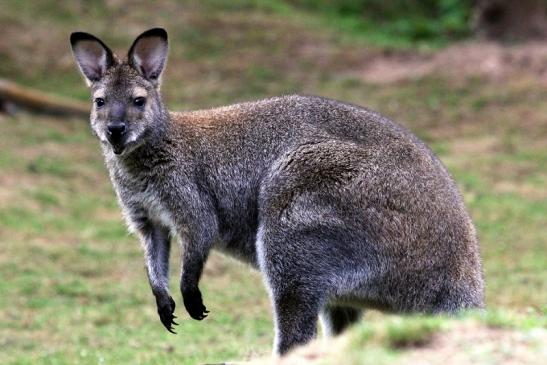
155 293 178 333
321 305 362 337
182 286 209 320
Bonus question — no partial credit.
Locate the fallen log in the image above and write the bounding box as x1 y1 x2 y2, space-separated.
0 79 89 119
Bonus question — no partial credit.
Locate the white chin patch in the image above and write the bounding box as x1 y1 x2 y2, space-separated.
126 133 139 144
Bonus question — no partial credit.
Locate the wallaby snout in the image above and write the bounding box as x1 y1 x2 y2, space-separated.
106 121 128 154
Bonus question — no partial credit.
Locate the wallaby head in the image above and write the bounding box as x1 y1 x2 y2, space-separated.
70 28 169 155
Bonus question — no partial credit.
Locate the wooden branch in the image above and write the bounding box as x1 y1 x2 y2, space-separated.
0 79 89 119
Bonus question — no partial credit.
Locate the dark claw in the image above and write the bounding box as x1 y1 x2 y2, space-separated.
182 287 210 321
156 294 178 334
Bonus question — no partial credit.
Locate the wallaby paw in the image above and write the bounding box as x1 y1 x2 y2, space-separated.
182 287 209 320
156 295 178 334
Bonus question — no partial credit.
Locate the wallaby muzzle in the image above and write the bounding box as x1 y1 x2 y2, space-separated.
106 121 128 154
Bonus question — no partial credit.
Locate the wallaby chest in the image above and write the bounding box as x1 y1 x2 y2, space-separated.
108 158 179 233
114 163 259 265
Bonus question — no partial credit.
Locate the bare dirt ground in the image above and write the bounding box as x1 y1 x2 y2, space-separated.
357 41 547 85
400 324 547 365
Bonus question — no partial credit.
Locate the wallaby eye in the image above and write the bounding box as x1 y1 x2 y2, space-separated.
133 97 146 107
94 98 105 108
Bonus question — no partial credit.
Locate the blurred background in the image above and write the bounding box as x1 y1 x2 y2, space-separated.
0 1 546 364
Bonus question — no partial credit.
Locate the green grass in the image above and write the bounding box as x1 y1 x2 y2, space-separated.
385 317 443 349
1 1 546 364
204 0 473 49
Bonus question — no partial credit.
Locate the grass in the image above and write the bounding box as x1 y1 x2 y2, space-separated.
385 317 443 349
1 1 546 364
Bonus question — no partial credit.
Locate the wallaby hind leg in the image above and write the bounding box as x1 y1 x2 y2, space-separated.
257 225 326 355
321 305 362 337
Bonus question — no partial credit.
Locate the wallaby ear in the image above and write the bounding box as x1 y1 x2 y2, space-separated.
70 32 115 86
127 28 168 85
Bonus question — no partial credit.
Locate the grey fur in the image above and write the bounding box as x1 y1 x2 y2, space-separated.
70 28 484 356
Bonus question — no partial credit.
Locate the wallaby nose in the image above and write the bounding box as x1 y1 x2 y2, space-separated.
107 122 127 138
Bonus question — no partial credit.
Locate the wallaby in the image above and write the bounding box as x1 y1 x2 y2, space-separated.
70 28 484 356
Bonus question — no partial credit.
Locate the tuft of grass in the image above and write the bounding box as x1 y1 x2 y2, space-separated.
481 309 547 330
385 317 443 349
350 315 445 351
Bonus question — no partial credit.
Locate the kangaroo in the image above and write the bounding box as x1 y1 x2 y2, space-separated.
70 28 484 356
